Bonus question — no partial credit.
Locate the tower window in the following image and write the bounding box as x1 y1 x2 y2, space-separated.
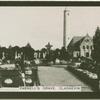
91 46 93 49
83 46 85 49
87 45 89 49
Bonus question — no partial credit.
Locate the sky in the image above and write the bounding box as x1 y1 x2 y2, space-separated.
0 7 100 49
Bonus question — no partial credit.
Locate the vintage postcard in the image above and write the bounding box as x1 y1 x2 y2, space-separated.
0 2 99 96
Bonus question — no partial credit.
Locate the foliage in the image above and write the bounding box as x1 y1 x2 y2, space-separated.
92 27 100 63
0 43 71 64
79 58 97 73
60 47 71 61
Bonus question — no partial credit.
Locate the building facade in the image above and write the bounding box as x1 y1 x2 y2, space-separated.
67 34 93 58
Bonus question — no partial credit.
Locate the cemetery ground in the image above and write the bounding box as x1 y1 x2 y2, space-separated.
0 63 97 92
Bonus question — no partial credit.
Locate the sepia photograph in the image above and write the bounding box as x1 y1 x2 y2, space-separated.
0 5 100 93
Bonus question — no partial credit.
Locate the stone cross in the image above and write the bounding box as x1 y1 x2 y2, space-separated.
45 42 53 52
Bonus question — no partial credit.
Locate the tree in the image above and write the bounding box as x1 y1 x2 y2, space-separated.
60 47 70 61
92 26 100 91
53 48 61 61
60 47 67 60
92 27 100 63
26 42 32 48
21 43 34 60
7 45 13 60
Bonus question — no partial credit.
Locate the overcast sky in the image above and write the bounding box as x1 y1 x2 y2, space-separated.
0 7 100 49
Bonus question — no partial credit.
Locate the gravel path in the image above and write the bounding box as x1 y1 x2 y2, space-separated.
38 66 93 92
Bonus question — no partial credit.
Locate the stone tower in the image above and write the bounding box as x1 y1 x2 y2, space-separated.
63 8 70 49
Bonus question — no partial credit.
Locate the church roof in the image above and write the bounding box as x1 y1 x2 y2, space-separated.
70 36 83 45
69 36 84 46
67 36 85 51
